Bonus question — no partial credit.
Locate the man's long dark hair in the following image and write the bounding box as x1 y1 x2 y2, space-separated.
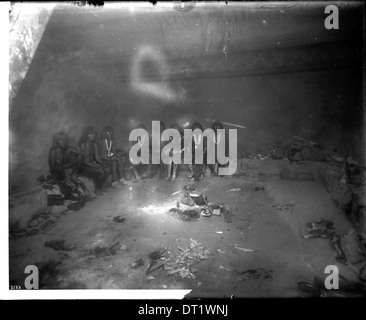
170 123 183 136
78 127 96 146
191 122 203 131
102 125 114 139
211 121 224 133
52 132 68 149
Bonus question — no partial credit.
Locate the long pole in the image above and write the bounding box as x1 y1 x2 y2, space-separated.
205 119 246 129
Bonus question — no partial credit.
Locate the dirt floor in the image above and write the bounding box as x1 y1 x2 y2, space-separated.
9 169 362 297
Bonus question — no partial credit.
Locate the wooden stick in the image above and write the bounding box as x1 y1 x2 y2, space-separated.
292 135 318 146
205 119 246 129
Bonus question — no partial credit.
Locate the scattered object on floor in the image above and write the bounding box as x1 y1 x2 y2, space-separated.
37 260 62 289
146 275 155 281
44 240 75 251
37 175 52 185
76 176 97 199
179 187 205 206
298 276 366 297
172 190 183 196
149 247 167 261
112 178 134 189
200 207 212 217
333 229 366 280
180 196 196 206
183 185 196 191
94 241 120 257
297 281 322 297
171 193 232 222
226 188 242 192
9 227 27 239
307 218 334 230
303 218 336 239
255 186 265 191
272 202 295 212
165 239 210 279
216 231 223 234
189 192 200 197
304 218 366 281
219 265 232 271
234 246 255 253
167 208 201 222
9 212 58 239
236 268 273 281
329 276 366 297
43 182 82 204
341 229 366 264
222 204 233 223
43 184 66 214
131 256 145 269
47 194 64 206
146 260 157 274
113 216 126 223
217 249 226 254
66 198 85 212
112 181 122 189
190 193 208 206
146 262 164 275
227 244 256 253
207 203 222 214
331 233 347 263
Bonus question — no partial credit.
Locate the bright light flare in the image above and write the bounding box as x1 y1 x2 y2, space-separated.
140 201 177 215
130 45 185 103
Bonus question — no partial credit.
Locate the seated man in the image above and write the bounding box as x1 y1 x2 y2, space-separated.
208 121 229 175
158 121 167 180
187 122 207 181
48 132 69 182
98 125 120 182
48 132 83 199
165 123 184 181
123 123 157 181
63 138 92 197
78 127 110 194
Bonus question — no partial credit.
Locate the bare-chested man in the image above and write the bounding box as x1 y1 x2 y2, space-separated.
123 123 157 181
165 123 184 181
78 127 110 194
48 132 83 198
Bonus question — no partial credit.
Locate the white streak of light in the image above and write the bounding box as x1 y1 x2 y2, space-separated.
140 201 178 215
130 45 185 103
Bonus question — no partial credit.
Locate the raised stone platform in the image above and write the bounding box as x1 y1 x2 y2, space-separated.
237 158 365 233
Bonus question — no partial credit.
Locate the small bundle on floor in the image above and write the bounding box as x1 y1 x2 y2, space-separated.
164 239 210 279
303 218 366 281
167 208 201 222
167 186 233 221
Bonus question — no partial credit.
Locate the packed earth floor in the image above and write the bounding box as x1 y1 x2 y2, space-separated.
9 168 363 297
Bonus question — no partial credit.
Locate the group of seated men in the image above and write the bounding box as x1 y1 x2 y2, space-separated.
48 121 228 198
